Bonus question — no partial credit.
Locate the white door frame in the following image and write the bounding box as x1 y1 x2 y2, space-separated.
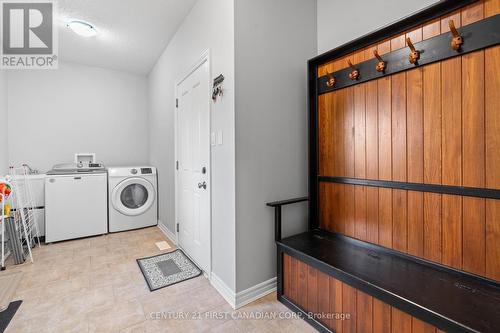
174 49 212 278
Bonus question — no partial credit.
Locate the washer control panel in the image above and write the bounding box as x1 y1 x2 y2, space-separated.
141 168 153 174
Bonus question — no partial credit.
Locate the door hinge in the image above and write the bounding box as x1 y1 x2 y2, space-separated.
176 98 179 108
176 223 179 233
176 161 179 170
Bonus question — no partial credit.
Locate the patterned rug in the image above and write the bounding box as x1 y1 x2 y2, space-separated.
137 250 202 291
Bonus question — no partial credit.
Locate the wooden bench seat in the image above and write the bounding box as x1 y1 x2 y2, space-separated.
268 198 500 333
277 229 500 333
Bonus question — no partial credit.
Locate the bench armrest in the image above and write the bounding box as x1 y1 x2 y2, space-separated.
266 197 308 241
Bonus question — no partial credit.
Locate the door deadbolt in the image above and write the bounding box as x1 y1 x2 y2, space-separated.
201 167 207 174
198 181 207 189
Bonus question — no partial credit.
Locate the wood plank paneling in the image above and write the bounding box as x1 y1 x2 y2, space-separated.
391 34 408 252
392 190 407 252
421 19 442 264
377 39 393 250
406 67 423 185
319 93 334 176
462 1 484 24
335 89 346 177
486 200 500 281
412 318 436 333
407 190 424 257
320 183 337 232
423 17 442 182
366 187 379 245
316 0 498 279
345 89 355 179
462 2 486 276
423 65 442 184
297 260 308 308
365 66 379 180
423 193 442 262
373 299 392 333
345 79 356 238
283 254 291 297
345 184 356 238
290 255 298 303
485 0 500 17
485 0 500 282
406 27 424 257
391 60 407 183
354 48 367 241
366 78 379 244
309 4 500 333
342 284 357 333
330 277 343 332
463 197 486 275
378 77 392 181
307 266 318 313
378 188 393 249
317 270 330 327
442 195 463 269
440 11 464 271
354 185 367 241
392 308 412 333
356 292 373 333
441 14 462 188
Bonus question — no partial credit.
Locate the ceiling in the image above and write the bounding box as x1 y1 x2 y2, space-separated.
56 0 197 75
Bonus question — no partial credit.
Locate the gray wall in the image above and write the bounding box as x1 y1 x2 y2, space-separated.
234 0 317 292
148 0 236 291
317 0 438 53
0 71 7 174
7 62 149 172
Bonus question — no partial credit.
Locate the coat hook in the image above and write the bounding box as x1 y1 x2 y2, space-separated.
325 70 335 88
347 60 359 80
406 37 420 65
373 50 386 72
449 20 463 51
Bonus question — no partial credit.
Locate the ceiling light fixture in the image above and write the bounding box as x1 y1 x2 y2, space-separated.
67 20 98 37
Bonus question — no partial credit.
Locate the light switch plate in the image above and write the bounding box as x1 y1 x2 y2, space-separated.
211 132 216 146
217 131 223 145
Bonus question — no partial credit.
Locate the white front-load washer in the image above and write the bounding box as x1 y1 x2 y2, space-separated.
108 166 158 232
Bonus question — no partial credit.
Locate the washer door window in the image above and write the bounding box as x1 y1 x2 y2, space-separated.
112 178 155 216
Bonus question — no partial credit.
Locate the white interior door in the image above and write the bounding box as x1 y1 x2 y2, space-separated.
176 58 211 273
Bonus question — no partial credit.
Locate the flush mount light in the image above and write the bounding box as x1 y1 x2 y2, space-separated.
67 20 98 37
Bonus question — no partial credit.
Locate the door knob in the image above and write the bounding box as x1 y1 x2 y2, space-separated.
198 181 207 189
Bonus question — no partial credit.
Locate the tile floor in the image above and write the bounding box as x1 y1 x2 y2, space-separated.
1 227 316 332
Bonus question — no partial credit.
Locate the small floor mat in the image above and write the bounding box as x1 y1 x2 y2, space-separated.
155 241 171 251
137 249 202 291
0 300 22 333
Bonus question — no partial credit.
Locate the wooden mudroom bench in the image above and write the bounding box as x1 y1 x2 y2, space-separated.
267 0 500 332
268 198 500 333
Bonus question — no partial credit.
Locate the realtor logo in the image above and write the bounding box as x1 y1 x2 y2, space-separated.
1 0 58 69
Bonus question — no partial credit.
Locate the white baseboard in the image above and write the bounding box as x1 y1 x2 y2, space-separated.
210 272 236 308
235 277 277 309
157 221 177 245
210 273 277 310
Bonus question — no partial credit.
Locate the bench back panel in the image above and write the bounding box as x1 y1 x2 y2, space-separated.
315 0 500 281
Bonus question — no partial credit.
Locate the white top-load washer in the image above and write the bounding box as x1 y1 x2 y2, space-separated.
108 166 158 232
45 163 108 243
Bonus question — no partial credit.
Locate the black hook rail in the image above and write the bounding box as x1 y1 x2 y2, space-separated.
318 13 500 94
